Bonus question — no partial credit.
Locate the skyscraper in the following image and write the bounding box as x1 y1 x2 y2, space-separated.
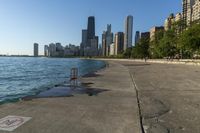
135 31 140 45
87 16 95 40
33 43 39 57
115 32 124 55
164 13 175 31
192 0 200 22
124 15 133 50
83 16 98 56
49 43 56 57
82 29 88 44
102 31 106 56
44 45 49 57
80 29 87 56
182 0 195 27
102 24 113 56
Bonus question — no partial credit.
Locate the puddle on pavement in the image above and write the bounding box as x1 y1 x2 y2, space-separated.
23 84 108 100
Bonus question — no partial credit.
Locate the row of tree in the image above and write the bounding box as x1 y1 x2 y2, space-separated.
122 21 200 59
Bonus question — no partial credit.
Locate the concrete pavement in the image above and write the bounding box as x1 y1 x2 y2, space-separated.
1 59 199 133
118 61 200 133
0 61 141 133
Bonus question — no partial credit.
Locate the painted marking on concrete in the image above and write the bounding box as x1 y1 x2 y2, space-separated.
0 115 31 131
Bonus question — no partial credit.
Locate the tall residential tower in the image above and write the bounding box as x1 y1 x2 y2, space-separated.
135 31 140 45
124 15 133 50
182 0 195 27
34 43 39 57
115 32 124 55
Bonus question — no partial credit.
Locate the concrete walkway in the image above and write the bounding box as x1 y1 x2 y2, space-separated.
98 58 200 66
0 61 141 133
117 61 200 133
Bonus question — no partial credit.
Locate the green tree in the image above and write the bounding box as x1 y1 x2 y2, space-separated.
131 37 150 59
123 47 132 58
149 30 164 58
178 23 200 58
158 29 178 58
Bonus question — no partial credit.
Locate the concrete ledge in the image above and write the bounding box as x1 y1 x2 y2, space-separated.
96 58 200 66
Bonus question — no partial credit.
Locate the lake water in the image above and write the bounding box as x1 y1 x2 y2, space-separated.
0 57 106 104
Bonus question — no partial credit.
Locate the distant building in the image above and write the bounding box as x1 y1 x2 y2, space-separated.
114 32 124 55
80 29 87 56
124 15 133 50
164 13 175 31
175 13 182 22
55 43 64 57
64 44 79 56
135 31 140 45
83 16 99 56
44 45 49 57
109 43 115 56
87 16 95 40
164 13 182 32
102 31 106 56
33 43 39 57
141 32 150 40
192 0 200 22
102 24 113 56
182 0 195 27
48 43 56 57
98 44 103 56
150 26 164 42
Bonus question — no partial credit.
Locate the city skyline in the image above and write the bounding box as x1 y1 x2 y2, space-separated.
0 0 181 55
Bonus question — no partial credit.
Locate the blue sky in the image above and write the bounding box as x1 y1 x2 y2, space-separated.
0 0 181 55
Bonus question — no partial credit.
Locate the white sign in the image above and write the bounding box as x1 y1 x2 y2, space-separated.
0 115 31 131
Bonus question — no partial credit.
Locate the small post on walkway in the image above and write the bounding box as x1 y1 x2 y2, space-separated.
70 68 78 87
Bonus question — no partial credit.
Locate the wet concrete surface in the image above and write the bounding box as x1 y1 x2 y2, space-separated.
23 85 108 99
118 61 200 133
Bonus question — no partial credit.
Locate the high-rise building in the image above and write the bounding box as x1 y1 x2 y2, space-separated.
175 13 182 22
109 43 115 56
182 0 195 27
102 31 106 56
135 31 140 45
124 15 133 50
90 36 99 56
114 32 124 55
33 43 39 57
102 24 113 56
192 0 200 22
150 26 164 42
82 29 88 44
56 43 63 51
141 32 150 41
44 45 49 57
49 43 56 57
164 13 175 31
82 16 98 56
80 29 87 56
87 16 95 40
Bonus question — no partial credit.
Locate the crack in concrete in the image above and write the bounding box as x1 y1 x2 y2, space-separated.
130 73 171 133
130 73 145 133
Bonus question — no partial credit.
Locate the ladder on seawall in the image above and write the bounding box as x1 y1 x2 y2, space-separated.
70 68 78 87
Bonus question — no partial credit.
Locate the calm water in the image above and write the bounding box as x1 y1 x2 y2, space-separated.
0 57 106 103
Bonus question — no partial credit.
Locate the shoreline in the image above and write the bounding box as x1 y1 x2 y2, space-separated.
0 59 107 105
